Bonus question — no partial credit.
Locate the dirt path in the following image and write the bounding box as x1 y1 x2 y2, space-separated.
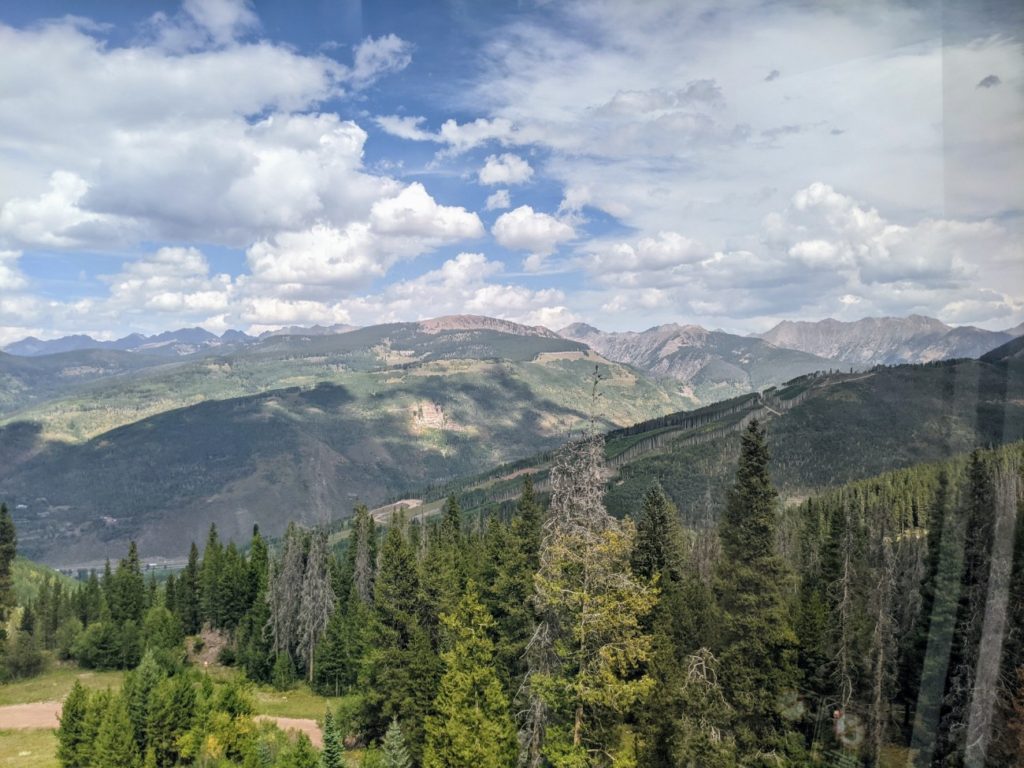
0 701 322 747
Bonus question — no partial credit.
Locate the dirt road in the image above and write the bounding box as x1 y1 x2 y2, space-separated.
0 701 322 748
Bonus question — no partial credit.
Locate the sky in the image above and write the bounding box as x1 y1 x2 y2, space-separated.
0 0 1022 343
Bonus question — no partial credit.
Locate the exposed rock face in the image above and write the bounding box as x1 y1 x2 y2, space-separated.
758 315 1016 365
418 314 560 338
558 322 834 396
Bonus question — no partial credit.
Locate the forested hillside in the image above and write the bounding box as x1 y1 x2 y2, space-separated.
1 327 693 564
17 430 1018 767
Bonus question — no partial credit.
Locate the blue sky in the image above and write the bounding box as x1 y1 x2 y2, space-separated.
0 0 1021 343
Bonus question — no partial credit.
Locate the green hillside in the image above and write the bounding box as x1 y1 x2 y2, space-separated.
0 337 690 564
437 357 1023 525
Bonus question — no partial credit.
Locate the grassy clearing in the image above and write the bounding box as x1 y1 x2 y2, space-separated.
0 730 58 768
251 683 347 720
0 665 125 707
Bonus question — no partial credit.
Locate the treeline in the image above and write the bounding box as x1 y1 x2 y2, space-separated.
9 424 1022 766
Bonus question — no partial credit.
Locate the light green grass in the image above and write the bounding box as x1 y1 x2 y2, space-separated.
252 682 346 720
0 729 58 768
0 665 125 707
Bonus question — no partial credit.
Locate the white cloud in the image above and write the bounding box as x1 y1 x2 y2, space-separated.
373 114 433 141
182 0 258 45
0 249 26 290
492 206 575 266
349 34 414 88
478 154 534 185
0 19 416 251
369 183 483 240
485 189 512 211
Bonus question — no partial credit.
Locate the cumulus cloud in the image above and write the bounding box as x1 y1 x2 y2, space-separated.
492 206 575 268
478 154 534 185
485 189 512 211
0 18 417 250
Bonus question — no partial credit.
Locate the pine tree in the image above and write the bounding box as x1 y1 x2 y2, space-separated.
362 519 441 755
420 495 466 641
630 485 699 767
178 542 201 634
347 505 377 605
382 718 413 768
56 680 90 768
93 693 142 768
524 434 656 766
200 524 224 627
110 541 146 625
124 651 166 752
0 503 15 624
321 709 343 768
423 582 517 768
146 673 196 768
713 419 800 762
485 477 543 692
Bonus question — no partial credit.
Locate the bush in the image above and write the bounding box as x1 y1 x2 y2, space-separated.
4 631 46 680
55 617 84 660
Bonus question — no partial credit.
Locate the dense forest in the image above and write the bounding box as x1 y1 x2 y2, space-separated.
2 424 1022 766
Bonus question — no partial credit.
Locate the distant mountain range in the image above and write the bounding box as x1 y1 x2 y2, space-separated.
756 315 1021 365
558 322 837 401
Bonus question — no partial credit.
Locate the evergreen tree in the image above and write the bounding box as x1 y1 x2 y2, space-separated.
110 541 146 625
630 485 702 767
146 673 196 768
423 582 517 768
713 419 801 763
321 709 343 768
238 527 274 682
178 542 201 634
362 519 441 756
57 680 90 768
382 718 413 768
0 503 15 624
200 524 224 627
419 495 466 641
124 651 166 752
485 477 543 692
93 693 142 768
524 435 656 766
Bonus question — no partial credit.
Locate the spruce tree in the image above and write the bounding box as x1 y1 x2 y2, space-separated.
363 519 440 756
485 477 543 692
0 503 15 624
713 419 800 762
93 693 142 768
200 524 224 627
630 485 700 767
423 582 517 768
382 718 413 768
110 541 146 625
178 542 201 634
321 709 343 768
56 680 91 768
524 435 656 765
146 673 196 768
